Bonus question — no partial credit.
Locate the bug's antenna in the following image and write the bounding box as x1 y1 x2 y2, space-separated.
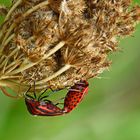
33 81 37 99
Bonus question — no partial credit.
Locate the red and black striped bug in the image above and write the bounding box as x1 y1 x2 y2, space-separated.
62 80 89 113
25 80 89 116
25 84 64 116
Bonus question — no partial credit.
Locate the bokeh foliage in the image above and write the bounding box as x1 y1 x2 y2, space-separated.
0 0 140 140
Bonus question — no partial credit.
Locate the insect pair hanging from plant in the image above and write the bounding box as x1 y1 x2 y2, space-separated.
25 80 89 116
0 0 140 117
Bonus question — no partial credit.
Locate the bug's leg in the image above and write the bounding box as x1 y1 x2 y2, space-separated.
50 87 64 93
46 87 62 97
38 87 57 101
38 88 48 101
38 87 63 101
38 95 50 101
46 87 61 97
55 103 59 106
43 97 64 105
42 99 53 103
33 81 37 99
53 97 65 107
49 87 59 92
24 85 31 96
55 102 64 106
25 94 34 99
24 85 34 99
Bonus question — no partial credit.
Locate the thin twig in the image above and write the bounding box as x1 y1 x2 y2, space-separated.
22 1 49 18
0 34 15 52
1 23 15 46
0 48 19 69
0 86 19 98
4 0 22 21
10 41 65 75
2 59 8 74
4 59 20 72
0 56 9 68
0 55 5 64
5 60 22 74
0 75 22 80
36 64 71 85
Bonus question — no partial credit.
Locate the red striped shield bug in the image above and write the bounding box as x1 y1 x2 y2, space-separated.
25 98 63 116
63 80 89 113
25 84 64 116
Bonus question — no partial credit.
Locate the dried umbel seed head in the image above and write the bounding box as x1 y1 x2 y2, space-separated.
0 0 140 97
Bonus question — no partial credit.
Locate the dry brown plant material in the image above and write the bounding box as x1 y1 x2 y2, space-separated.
0 0 140 98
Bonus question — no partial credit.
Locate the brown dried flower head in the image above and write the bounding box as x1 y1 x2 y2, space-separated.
0 0 140 98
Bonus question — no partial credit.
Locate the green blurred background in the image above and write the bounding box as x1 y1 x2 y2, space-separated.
0 0 140 140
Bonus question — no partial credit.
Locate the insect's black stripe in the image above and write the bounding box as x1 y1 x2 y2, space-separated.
36 106 48 113
26 103 34 113
36 106 62 116
25 100 36 114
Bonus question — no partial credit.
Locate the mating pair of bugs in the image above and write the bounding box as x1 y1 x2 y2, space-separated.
25 80 89 116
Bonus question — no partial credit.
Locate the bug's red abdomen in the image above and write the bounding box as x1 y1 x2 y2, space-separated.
63 80 89 113
25 98 63 116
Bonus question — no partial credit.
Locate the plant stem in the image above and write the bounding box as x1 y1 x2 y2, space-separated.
0 86 19 98
0 75 22 80
4 0 22 21
1 23 15 46
0 79 18 87
22 1 49 18
0 34 15 52
0 48 19 69
36 64 71 85
10 41 65 75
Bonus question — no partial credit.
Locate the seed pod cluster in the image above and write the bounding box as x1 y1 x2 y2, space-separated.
0 0 140 97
